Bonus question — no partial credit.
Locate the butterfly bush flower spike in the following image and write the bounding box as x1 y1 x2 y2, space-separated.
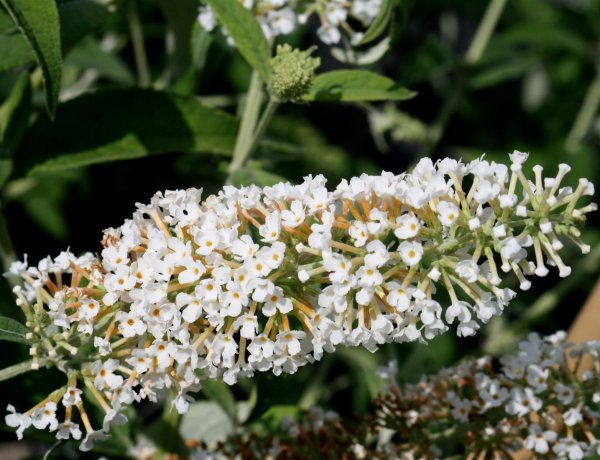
3 154 595 449
206 334 600 458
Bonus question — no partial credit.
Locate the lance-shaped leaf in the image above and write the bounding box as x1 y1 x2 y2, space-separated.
24 88 239 175
204 0 271 81
303 70 416 102
0 316 30 344
0 8 33 71
0 0 62 118
360 0 393 45
0 72 31 158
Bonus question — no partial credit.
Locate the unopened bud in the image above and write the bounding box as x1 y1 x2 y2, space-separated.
269 44 320 102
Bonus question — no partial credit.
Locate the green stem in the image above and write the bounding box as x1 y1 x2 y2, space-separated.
127 0 151 87
566 69 600 154
228 71 265 182
465 0 508 64
0 359 33 383
0 208 16 276
245 98 279 161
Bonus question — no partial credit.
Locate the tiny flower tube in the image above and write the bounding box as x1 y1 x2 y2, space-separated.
4 154 595 449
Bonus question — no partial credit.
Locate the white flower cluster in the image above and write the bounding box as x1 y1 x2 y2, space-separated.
198 0 381 45
4 154 594 450
198 334 600 459
376 333 600 458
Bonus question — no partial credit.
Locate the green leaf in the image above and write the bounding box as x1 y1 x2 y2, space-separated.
24 88 239 175
204 0 270 81
0 72 31 156
469 57 538 90
0 1 107 74
0 315 30 344
179 401 234 445
331 36 391 66
360 0 392 45
202 379 238 424
0 359 33 383
0 8 34 71
158 0 198 85
496 24 588 56
256 405 301 432
303 70 416 102
57 0 109 52
66 37 134 85
230 165 287 187
19 171 77 240
0 159 12 187
0 0 62 118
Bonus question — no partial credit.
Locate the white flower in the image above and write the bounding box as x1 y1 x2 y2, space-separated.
563 407 582 426
364 240 389 268
478 379 509 412
506 387 542 416
56 421 82 440
553 438 585 459
323 252 352 283
275 331 305 356
450 398 472 422
178 256 206 284
92 359 124 390
455 260 479 283
385 282 413 312
509 150 529 165
234 314 259 339
398 241 423 266
436 200 460 227
248 334 275 360
5 405 31 440
317 23 341 44
62 387 82 407
526 364 549 392
194 229 220 256
280 200 305 228
554 383 574 404
524 423 557 454
349 221 369 247
394 213 420 239
500 237 526 262
31 402 58 431
262 287 293 316
80 429 110 452
356 265 383 287
79 298 100 320
259 212 281 243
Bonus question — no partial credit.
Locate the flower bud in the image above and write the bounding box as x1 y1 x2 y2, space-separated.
269 44 320 102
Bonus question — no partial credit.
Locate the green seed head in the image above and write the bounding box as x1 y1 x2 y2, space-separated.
269 44 321 102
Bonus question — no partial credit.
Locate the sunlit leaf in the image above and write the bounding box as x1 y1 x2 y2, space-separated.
204 0 271 81
304 70 416 102
0 0 62 117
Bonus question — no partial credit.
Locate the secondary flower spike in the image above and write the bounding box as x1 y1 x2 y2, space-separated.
5 154 595 449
